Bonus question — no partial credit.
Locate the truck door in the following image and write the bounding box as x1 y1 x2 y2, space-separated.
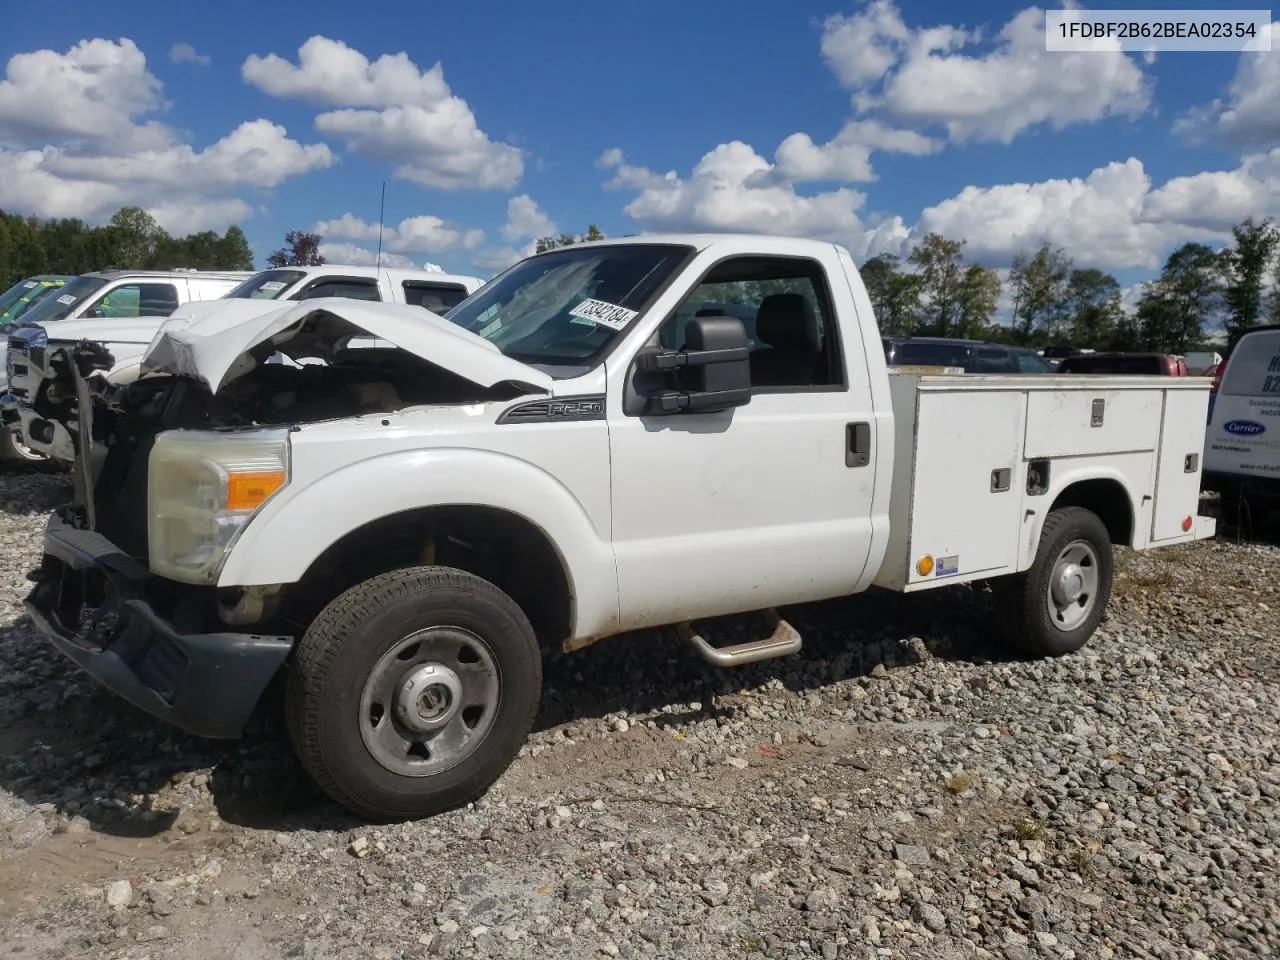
606 247 879 631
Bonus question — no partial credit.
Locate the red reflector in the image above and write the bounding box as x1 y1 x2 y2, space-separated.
1182 515 1193 532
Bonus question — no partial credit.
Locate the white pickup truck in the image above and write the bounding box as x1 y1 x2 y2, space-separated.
2 264 484 465
25 234 1215 822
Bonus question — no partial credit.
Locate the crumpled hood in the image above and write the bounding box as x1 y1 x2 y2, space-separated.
140 296 555 395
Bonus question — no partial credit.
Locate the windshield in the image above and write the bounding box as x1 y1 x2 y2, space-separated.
224 269 306 300
2 282 63 326
444 243 693 373
0 280 38 315
17 275 109 325
1221 331 1280 397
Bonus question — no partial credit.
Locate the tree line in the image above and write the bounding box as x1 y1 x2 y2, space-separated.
0 206 254 290
863 217 1280 354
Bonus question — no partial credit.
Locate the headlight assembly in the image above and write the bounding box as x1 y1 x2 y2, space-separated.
147 428 291 584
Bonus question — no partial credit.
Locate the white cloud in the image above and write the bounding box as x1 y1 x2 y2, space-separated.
603 140 1280 274
0 38 333 235
1174 22 1280 148
502 195 556 241
317 242 420 269
314 212 484 253
0 120 332 231
820 2 1151 144
598 143 906 261
169 42 210 67
773 120 940 183
1143 149 1280 231
39 120 332 191
0 38 171 151
243 36 522 190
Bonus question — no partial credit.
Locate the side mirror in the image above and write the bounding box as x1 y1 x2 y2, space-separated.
634 314 751 415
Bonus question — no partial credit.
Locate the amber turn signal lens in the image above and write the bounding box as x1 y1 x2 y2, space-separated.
226 470 287 512
916 555 935 577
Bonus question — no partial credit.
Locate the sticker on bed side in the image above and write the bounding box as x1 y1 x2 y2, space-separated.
568 298 638 330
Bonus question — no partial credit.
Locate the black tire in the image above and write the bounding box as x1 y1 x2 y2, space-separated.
285 565 541 822
0 428 53 470
994 506 1114 657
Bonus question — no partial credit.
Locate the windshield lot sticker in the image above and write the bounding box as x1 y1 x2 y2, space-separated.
568 298 638 330
22 281 37 289
260 281 286 291
56 294 76 305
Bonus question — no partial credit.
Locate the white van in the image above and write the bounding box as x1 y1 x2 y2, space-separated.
1202 325 1280 517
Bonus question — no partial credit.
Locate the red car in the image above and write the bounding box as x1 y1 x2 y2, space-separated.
1055 352 1189 376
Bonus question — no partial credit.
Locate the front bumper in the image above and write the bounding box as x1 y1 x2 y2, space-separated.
25 513 293 739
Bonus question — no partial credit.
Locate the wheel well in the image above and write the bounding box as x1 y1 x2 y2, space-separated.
1049 479 1135 545
287 505 573 644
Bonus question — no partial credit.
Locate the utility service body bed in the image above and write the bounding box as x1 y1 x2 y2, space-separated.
874 370 1216 592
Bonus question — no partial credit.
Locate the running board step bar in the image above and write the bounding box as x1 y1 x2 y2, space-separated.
676 610 802 668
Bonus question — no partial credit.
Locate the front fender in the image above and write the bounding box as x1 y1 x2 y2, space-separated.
216 447 620 640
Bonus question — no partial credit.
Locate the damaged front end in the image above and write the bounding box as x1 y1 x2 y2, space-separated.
25 297 552 738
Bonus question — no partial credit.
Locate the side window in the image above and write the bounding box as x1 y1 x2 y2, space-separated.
295 278 382 301
403 281 469 313
84 283 180 319
973 348 1016 374
655 257 841 390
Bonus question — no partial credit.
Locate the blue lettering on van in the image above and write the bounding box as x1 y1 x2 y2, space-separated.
1224 419 1266 437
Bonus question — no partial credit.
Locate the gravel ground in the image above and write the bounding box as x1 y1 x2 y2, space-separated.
0 470 1278 960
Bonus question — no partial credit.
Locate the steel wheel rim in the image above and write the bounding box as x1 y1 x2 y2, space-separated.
8 431 44 462
1045 539 1100 631
358 626 500 777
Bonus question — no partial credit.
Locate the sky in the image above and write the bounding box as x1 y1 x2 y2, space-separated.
0 0 1276 305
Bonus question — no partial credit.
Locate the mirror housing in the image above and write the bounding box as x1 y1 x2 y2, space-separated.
635 314 751 415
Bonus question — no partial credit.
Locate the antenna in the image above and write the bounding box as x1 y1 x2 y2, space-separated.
375 180 387 271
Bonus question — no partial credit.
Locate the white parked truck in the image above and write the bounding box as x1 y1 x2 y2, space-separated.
2 264 484 465
0 268 253 462
25 234 1216 821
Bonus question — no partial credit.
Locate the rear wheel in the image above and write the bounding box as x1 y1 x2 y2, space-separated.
995 506 1114 657
285 566 542 822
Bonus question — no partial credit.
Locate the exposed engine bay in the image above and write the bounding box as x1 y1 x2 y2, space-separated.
59 334 531 561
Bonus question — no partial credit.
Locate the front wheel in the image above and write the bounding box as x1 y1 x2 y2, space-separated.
994 506 1114 657
0 427 51 469
285 566 542 822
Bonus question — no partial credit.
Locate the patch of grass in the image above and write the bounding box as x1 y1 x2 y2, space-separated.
1013 818 1046 841
945 770 976 793
1067 848 1097 879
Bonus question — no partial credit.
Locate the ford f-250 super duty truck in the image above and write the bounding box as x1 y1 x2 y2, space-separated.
25 234 1216 822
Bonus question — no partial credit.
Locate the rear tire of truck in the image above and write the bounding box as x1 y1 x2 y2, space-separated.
285 566 542 822
995 506 1114 657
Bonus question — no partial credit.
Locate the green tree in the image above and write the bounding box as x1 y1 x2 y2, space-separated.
267 229 325 268
908 233 966 336
1008 243 1071 344
955 263 1002 338
860 253 923 335
109 206 167 267
1221 216 1278 347
218 225 254 270
1062 268 1122 348
535 224 604 253
1135 242 1222 352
